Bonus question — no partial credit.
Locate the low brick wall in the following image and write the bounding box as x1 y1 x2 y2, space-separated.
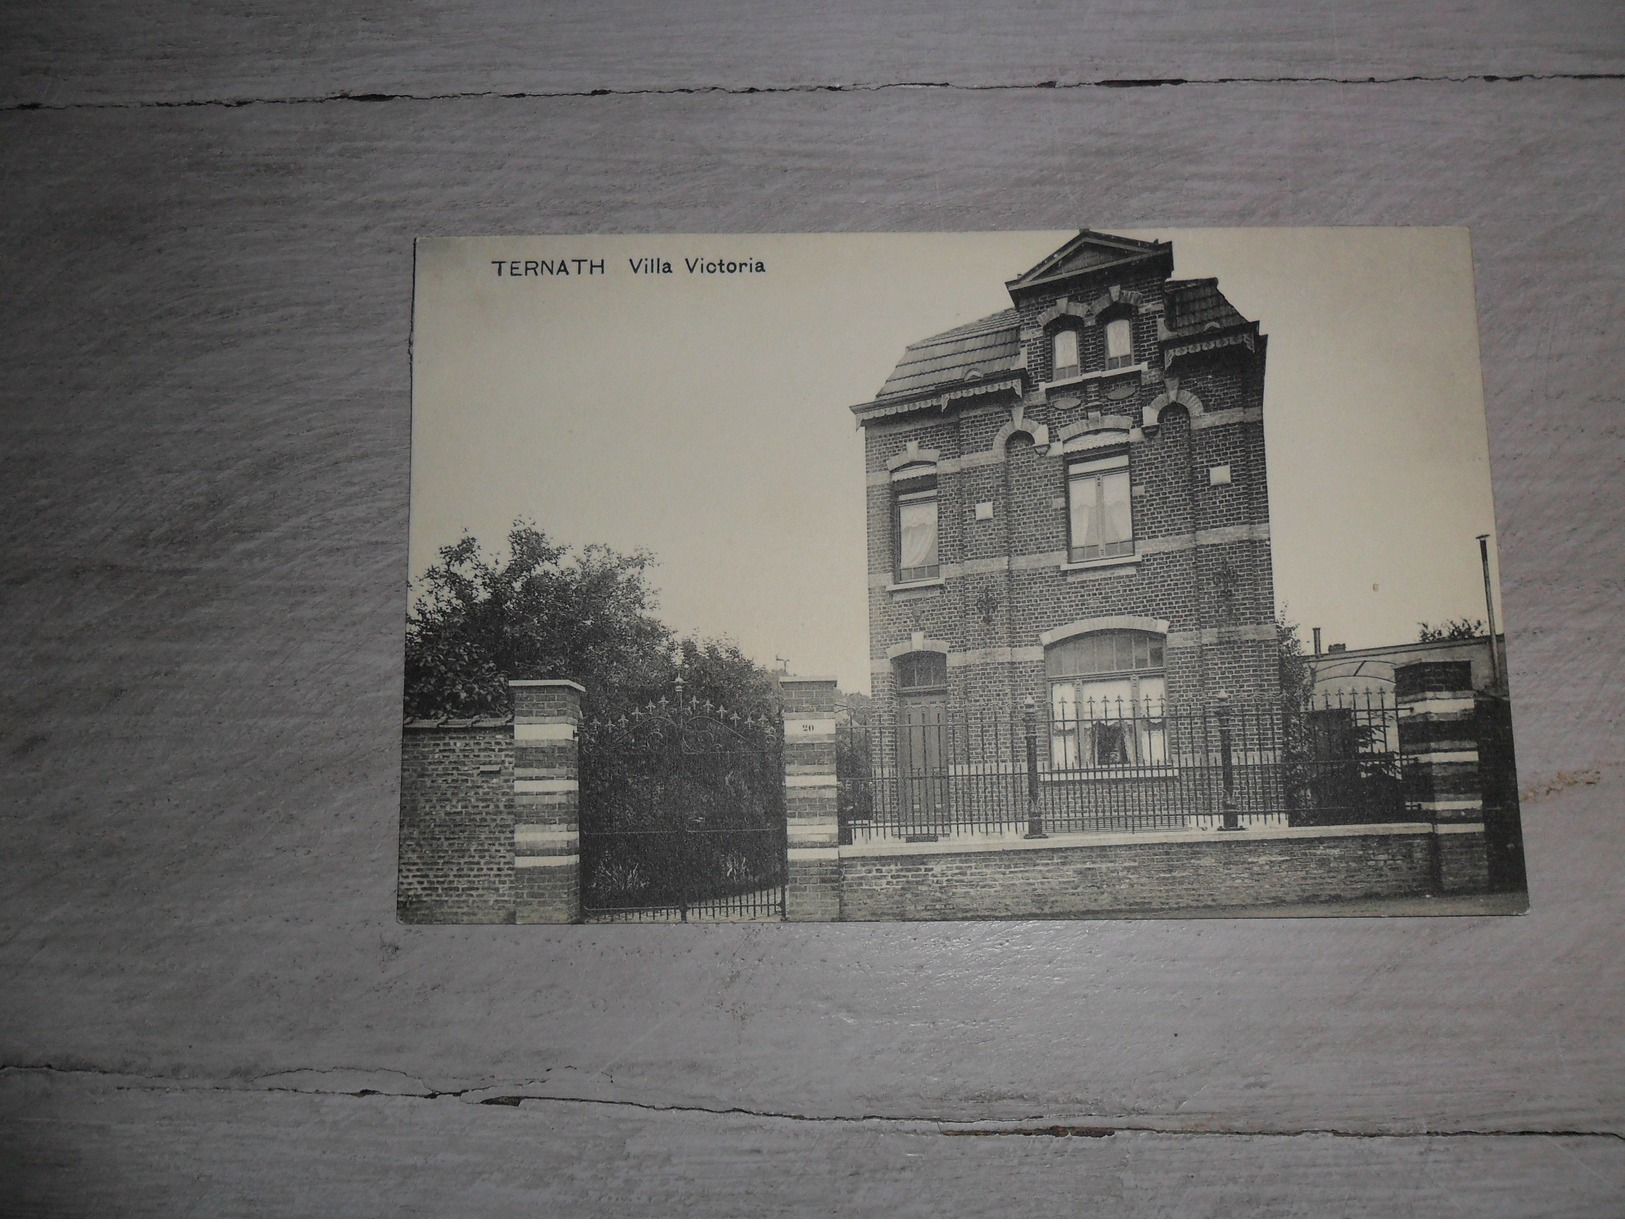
837 825 1437 920
398 725 516 924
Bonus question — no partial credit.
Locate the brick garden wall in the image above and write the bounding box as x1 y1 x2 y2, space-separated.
398 726 516 924
837 827 1437 920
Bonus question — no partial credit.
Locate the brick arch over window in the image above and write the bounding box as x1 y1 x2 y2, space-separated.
1035 298 1093 330
1040 615 1171 648
889 647 949 694
886 638 952 661
990 406 1050 452
1143 385 1205 431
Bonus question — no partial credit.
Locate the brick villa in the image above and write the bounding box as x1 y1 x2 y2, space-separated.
854 230 1278 766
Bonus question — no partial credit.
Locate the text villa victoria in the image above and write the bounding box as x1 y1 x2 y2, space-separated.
488 256 768 277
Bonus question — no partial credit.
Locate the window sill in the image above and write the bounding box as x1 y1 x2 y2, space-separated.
1040 363 1147 395
1062 553 1140 574
887 576 945 594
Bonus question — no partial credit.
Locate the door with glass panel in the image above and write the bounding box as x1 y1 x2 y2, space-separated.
894 652 949 832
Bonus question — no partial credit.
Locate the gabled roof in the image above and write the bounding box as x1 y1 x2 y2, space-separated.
872 307 1021 401
1006 230 1169 294
1164 278 1249 334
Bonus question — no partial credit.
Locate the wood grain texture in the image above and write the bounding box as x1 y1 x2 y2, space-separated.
1 5 1623 1213
2 1 1622 108
5 1073 1625 1216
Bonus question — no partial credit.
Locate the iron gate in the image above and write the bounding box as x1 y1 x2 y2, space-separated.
578 685 785 921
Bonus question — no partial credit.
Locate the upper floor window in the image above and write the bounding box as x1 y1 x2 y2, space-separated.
1067 454 1133 563
1046 630 1166 768
895 484 939 583
1104 317 1134 370
1051 329 1080 381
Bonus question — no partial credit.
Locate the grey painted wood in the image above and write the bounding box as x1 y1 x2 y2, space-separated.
5 1073 1625 1216
1 1 1621 108
1 5 1622 1213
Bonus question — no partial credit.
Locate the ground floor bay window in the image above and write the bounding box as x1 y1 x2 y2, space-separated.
1046 629 1167 768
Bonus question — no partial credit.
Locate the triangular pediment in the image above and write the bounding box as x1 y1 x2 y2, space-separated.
1007 230 1168 293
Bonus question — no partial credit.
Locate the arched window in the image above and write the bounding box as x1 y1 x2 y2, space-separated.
894 651 948 693
1051 329 1080 380
1104 317 1134 370
1046 630 1166 767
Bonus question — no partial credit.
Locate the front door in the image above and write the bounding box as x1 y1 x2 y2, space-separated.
897 692 949 832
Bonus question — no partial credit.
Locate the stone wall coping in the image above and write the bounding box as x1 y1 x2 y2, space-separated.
403 716 512 729
509 679 586 691
841 822 1435 858
780 675 840 687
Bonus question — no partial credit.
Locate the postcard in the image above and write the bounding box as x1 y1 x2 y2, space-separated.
399 230 1526 923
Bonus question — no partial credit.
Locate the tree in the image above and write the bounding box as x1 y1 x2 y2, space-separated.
1276 610 1317 717
1418 617 1486 643
403 521 777 721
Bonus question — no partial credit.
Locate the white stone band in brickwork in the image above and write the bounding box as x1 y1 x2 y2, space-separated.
514 855 580 868
867 523 1272 588
514 826 579 853
788 846 840 861
788 826 839 848
1189 405 1264 430
1415 799 1482 813
1410 750 1479 764
783 717 837 741
514 778 579 794
785 773 839 789
1402 697 1475 716
514 721 577 741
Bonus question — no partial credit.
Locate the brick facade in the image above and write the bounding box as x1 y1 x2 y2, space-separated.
854 232 1279 727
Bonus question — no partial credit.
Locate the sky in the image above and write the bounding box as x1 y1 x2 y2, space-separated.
409 229 1503 694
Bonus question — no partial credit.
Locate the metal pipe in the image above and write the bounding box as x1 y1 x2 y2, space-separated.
1477 534 1502 693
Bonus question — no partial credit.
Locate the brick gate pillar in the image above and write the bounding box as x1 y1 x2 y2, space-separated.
510 679 583 923
1396 660 1490 893
781 676 841 921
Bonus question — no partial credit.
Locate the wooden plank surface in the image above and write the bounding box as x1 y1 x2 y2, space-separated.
5 1074 1625 1216
1 5 1622 1214
2 1 1621 108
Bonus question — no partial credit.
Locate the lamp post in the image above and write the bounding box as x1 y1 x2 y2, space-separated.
1023 696 1046 839
1215 690 1240 832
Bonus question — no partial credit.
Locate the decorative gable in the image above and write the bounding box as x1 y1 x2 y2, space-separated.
1006 231 1171 297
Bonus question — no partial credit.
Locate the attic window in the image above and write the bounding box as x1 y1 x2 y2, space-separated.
1104 318 1134 370
1052 330 1080 381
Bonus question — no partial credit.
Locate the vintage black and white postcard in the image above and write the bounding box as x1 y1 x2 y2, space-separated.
399 230 1526 923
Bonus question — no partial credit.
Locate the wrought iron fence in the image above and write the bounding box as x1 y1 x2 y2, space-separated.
836 691 1404 843
579 688 785 921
